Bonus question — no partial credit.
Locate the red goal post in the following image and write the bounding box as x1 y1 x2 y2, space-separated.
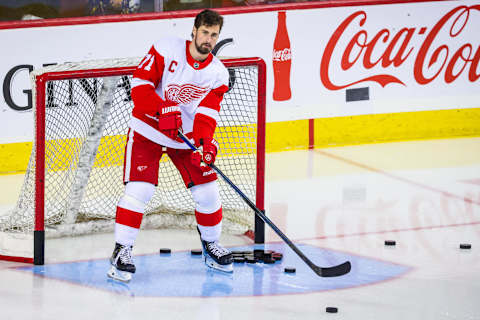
0 57 266 264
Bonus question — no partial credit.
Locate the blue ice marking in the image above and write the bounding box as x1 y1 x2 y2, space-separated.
17 243 411 297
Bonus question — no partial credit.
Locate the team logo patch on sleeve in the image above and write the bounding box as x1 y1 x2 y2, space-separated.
165 84 209 104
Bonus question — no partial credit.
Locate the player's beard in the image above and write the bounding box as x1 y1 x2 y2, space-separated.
194 36 212 55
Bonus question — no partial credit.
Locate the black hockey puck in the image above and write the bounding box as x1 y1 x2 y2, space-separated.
234 257 246 263
460 243 472 249
159 248 171 254
263 252 273 260
254 249 264 260
326 307 338 313
246 257 257 264
191 249 202 255
384 240 396 246
284 267 296 273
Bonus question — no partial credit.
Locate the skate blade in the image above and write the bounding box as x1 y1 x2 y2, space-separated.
204 256 233 273
107 266 133 282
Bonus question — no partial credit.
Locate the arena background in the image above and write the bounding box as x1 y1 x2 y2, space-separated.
0 0 479 173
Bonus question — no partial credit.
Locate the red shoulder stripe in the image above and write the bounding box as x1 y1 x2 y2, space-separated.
133 46 165 88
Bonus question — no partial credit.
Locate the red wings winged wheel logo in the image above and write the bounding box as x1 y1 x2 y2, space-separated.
165 84 209 104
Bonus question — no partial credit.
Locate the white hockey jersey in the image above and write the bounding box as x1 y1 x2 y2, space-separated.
129 36 229 149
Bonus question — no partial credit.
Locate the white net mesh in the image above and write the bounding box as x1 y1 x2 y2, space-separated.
0 57 262 239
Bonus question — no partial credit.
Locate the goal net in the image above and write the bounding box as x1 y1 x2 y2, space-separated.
0 57 266 264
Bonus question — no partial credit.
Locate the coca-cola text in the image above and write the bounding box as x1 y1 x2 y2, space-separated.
320 5 480 90
273 48 292 62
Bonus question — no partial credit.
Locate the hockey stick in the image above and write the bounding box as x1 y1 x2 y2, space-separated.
178 131 351 277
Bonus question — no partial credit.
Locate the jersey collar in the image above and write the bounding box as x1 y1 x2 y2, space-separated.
186 40 213 70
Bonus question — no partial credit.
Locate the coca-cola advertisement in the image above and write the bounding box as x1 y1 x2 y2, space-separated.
320 5 480 91
269 1 479 121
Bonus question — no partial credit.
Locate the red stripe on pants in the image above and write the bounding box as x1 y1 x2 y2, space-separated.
195 208 222 227
116 207 143 229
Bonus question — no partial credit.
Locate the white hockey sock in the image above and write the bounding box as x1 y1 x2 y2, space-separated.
198 222 222 242
191 181 222 242
115 223 139 247
115 181 155 246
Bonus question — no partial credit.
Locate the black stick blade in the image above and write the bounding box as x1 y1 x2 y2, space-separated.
317 261 351 277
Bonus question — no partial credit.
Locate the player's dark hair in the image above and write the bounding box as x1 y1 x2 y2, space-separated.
194 9 223 31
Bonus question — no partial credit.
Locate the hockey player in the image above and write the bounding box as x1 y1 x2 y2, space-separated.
108 9 233 282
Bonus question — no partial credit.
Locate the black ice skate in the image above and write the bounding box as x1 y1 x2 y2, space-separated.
198 228 233 273
107 243 136 282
